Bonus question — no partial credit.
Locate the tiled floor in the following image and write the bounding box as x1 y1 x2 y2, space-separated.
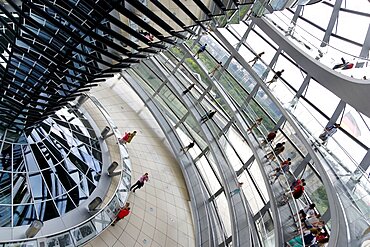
85 76 195 247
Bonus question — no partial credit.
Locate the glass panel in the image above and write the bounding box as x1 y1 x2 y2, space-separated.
239 171 266 214
196 156 221 194
225 127 254 164
215 193 232 240
301 165 329 214
305 79 340 117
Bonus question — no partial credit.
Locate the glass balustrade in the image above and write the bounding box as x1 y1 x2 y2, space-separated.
264 11 370 80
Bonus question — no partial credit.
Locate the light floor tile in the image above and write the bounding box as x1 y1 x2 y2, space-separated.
86 78 195 246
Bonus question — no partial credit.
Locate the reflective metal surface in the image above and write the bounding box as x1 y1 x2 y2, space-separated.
0 107 103 227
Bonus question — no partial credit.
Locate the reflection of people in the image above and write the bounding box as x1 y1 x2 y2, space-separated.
195 44 207 58
261 130 277 145
269 158 291 184
200 110 217 123
266 70 284 85
208 61 222 76
319 124 340 144
290 178 305 190
248 52 265 66
265 142 286 161
286 228 319 247
247 117 263 132
183 84 195 95
180 142 195 152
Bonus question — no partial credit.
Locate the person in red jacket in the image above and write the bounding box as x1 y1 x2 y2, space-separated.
112 206 131 226
291 183 305 199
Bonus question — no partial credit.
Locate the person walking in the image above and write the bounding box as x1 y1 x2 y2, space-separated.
139 30 154 41
180 142 195 152
183 84 195 94
289 202 315 223
265 142 286 160
126 131 137 143
112 203 130 226
269 158 291 184
120 131 137 144
332 57 348 70
230 182 243 196
333 57 346 70
261 130 277 145
208 61 222 76
194 44 207 58
248 52 265 66
200 110 217 124
266 69 284 85
289 178 305 191
247 117 263 132
290 182 305 200
130 173 149 193
120 132 130 144
280 181 306 205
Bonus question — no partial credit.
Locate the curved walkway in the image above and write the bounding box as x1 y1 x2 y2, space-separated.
85 76 195 247
253 16 370 118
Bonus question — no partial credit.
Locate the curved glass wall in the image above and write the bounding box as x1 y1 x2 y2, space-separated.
124 3 370 245
263 1 370 79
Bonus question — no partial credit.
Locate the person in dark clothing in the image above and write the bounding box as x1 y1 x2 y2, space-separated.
333 57 347 70
130 173 149 193
266 69 284 85
287 228 319 246
265 142 286 160
180 142 195 152
248 51 265 66
261 130 277 145
200 110 217 123
183 84 195 94
195 44 207 58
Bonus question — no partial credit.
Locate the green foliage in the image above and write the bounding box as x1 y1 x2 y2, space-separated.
310 185 329 214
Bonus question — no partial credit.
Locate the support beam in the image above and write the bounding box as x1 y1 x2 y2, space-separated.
356 24 370 68
355 149 370 177
321 0 343 47
295 76 311 99
293 154 311 177
327 100 346 127
236 155 256 176
122 71 217 246
261 47 282 80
